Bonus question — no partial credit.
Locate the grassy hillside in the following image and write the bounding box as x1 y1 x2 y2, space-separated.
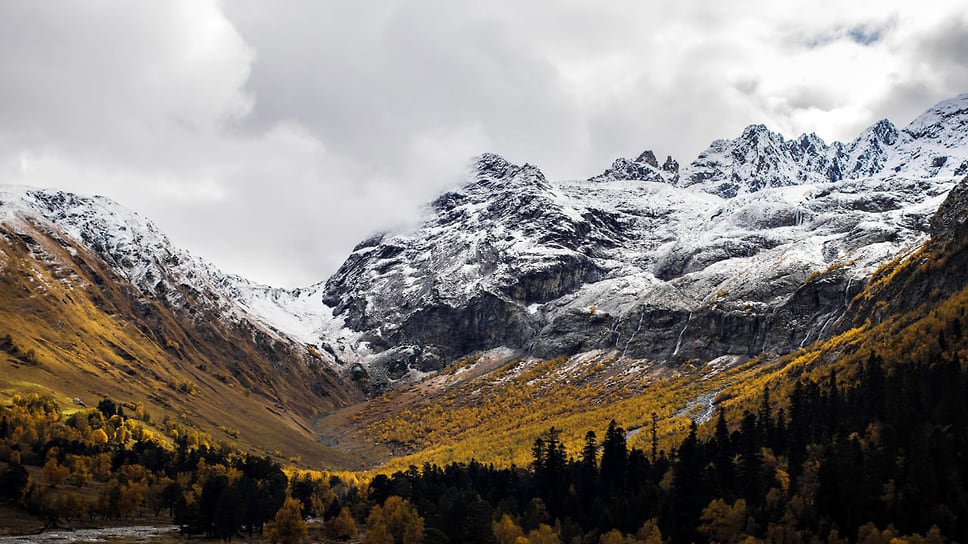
0 216 362 469
318 349 776 472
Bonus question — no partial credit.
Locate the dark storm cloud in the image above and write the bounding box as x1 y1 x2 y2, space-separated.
0 1 966 287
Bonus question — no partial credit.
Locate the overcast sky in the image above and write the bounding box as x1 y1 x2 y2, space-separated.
1 1 967 288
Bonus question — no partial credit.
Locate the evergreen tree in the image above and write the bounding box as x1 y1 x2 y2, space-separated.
600 420 627 494
213 484 244 541
671 421 705 542
712 408 735 499
581 430 598 471
736 410 764 505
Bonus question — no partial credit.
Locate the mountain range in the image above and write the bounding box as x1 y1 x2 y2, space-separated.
2 92 968 466
320 92 968 385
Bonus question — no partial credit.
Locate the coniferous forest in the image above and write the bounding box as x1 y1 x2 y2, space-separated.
353 351 967 544
2 350 967 542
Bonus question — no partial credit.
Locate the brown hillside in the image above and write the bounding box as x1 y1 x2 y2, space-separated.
0 213 363 469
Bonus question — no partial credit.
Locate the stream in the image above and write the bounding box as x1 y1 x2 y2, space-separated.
673 388 722 425
0 526 177 544
625 387 723 441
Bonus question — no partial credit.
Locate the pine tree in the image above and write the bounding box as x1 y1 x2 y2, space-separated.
712 408 735 499
671 421 706 542
581 430 598 471
600 420 627 493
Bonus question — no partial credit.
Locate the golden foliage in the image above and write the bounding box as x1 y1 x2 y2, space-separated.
527 524 562 544
266 497 308 544
42 457 69 487
325 506 359 540
699 498 748 544
493 514 525 544
366 496 424 544
344 353 746 472
635 519 663 544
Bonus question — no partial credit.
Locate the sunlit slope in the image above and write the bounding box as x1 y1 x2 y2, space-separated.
0 214 361 469
316 349 777 472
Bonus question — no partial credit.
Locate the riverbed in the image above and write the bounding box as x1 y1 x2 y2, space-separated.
0 525 177 544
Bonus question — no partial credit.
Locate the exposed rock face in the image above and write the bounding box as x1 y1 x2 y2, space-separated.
322 154 623 372
319 93 968 383
930 175 968 242
590 149 674 184
842 174 968 329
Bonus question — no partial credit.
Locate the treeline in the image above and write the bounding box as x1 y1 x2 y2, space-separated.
341 352 964 543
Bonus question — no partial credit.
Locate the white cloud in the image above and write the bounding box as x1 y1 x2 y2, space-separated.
0 0 966 287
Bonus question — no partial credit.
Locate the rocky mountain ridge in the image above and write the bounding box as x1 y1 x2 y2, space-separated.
595 93 968 196
3 93 968 391
322 93 968 385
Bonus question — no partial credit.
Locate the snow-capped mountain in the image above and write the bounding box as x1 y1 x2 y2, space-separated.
3 93 968 391
0 185 361 463
321 93 968 384
0 186 375 374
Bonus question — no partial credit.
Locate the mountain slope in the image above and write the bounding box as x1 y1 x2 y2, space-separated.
322 173 968 472
0 187 362 468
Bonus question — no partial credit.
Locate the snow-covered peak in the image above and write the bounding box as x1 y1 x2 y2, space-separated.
0 186 352 362
473 153 515 178
460 153 552 196
679 123 840 198
648 94 968 197
843 118 900 178
324 157 613 323
1 186 183 292
866 118 900 145
589 149 678 184
904 92 968 140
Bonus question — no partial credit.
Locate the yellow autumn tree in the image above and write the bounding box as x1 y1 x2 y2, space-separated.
363 518 393 544
527 524 561 544
493 513 525 544
366 496 424 544
325 506 358 540
635 518 663 544
42 457 69 487
266 497 308 544
598 529 626 544
119 481 146 518
699 498 748 544
91 427 109 445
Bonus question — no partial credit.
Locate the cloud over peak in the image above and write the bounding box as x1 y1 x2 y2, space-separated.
1 0 967 287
